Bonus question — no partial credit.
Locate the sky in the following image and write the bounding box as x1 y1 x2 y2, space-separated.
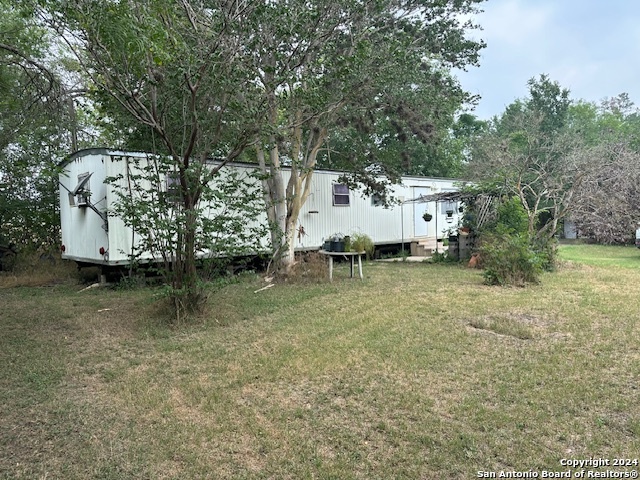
455 0 640 120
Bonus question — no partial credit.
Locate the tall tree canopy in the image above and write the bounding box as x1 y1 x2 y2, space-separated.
468 75 640 245
567 95 640 243
0 1 77 249
246 0 485 272
38 0 274 312
35 0 486 284
468 75 582 240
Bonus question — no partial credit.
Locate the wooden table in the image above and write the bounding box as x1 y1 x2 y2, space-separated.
319 250 365 281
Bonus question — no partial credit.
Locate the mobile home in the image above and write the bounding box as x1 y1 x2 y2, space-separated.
59 148 464 266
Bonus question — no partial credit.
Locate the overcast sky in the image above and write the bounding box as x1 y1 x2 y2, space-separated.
455 0 640 120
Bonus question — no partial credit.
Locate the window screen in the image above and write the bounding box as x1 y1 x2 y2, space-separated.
166 172 181 203
75 173 91 206
333 184 350 206
440 200 458 214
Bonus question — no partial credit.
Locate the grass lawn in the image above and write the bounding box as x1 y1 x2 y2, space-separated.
1 246 640 479
559 242 640 268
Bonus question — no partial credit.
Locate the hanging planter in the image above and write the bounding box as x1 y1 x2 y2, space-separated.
423 212 433 222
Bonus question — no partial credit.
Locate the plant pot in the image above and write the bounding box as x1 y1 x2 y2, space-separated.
331 240 345 252
322 240 331 251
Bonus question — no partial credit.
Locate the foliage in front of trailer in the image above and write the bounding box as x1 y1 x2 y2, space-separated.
106 154 267 321
478 196 556 286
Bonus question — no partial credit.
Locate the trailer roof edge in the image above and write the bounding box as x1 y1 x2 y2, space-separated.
60 148 469 182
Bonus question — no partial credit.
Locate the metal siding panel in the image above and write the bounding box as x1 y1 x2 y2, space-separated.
106 155 136 263
60 154 109 263
60 151 464 264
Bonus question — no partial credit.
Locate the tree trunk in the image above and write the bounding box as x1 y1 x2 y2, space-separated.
264 155 320 276
257 144 290 274
281 217 297 271
257 103 326 277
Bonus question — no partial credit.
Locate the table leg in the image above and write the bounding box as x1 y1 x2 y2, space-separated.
358 254 363 280
328 256 333 281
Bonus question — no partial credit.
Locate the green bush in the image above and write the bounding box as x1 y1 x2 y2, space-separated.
350 233 375 260
480 233 543 286
531 236 558 272
475 195 559 285
495 196 529 235
430 250 458 264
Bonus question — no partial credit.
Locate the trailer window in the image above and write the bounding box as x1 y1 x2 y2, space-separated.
371 194 383 207
440 200 458 214
75 173 91 206
332 184 350 206
166 172 181 203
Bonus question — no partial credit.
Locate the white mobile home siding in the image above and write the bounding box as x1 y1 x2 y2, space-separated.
59 151 110 264
59 149 463 265
291 173 462 249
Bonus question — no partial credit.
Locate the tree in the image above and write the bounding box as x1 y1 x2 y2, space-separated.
469 76 640 250
472 114 592 241
319 80 478 180
0 1 79 250
41 0 267 315
38 0 485 297
563 95 640 243
248 0 485 274
469 76 586 242
566 95 640 149
107 153 267 322
0 2 59 145
526 74 571 135
570 143 640 244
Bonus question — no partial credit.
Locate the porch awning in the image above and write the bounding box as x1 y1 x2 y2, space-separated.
402 190 476 204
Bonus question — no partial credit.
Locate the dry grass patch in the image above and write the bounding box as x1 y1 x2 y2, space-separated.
0 254 80 288
468 312 548 340
285 251 329 283
2 251 640 478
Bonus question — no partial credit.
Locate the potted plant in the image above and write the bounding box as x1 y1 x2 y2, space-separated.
330 233 345 252
350 233 375 259
423 212 433 222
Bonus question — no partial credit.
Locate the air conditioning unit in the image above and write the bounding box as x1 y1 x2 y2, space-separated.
72 173 92 208
76 193 89 207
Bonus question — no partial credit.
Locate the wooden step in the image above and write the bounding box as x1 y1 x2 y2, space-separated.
411 237 448 257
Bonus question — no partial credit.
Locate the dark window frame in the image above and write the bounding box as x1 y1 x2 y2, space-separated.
76 172 91 206
166 171 181 203
332 183 350 206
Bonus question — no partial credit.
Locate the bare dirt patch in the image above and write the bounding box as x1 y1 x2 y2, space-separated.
467 312 552 340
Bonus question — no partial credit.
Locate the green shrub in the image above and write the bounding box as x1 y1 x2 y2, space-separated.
531 236 558 272
350 233 375 259
495 196 529 235
479 233 543 286
430 250 458 264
